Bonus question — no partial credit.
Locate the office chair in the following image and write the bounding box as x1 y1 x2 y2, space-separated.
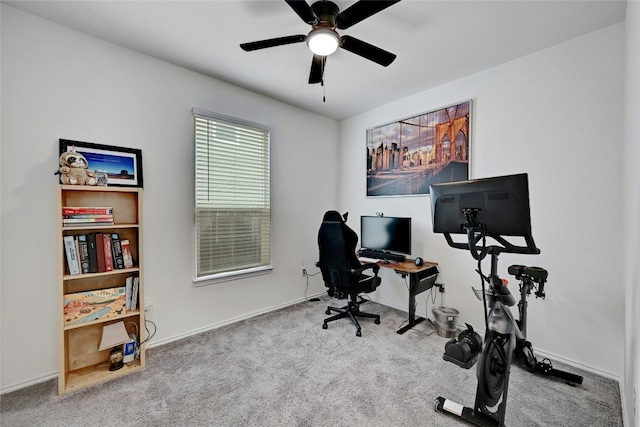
316 210 381 337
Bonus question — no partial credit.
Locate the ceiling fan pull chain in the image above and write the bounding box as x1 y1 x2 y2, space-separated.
322 59 326 102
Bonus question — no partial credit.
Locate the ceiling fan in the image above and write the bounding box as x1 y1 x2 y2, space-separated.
240 0 401 84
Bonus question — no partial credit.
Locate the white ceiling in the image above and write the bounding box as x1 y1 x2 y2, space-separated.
3 0 627 120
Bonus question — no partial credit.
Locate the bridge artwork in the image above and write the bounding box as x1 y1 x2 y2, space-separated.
366 100 471 197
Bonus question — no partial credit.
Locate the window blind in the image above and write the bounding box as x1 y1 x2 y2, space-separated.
194 113 271 279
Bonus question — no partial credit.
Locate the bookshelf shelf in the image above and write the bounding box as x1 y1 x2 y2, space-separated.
65 359 143 393
62 267 140 281
63 310 142 331
57 184 145 395
62 224 139 231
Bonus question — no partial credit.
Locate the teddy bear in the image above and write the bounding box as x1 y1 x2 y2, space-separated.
57 149 97 185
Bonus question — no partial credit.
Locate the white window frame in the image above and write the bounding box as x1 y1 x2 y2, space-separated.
192 108 272 286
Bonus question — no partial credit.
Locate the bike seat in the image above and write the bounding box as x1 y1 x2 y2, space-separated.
508 265 548 282
525 266 548 282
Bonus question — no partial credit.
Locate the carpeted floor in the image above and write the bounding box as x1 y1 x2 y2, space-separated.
1 298 623 426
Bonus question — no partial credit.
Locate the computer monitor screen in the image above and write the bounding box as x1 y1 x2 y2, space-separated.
360 216 412 255
429 173 532 237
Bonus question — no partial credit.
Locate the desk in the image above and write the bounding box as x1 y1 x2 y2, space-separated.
361 258 439 334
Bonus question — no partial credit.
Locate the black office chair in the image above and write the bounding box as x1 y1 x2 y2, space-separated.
316 210 381 337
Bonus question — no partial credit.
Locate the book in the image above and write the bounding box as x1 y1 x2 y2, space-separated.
74 237 81 273
131 276 139 310
87 233 98 273
121 239 134 268
63 222 115 228
63 214 114 219
63 235 81 275
103 233 114 272
62 217 114 224
76 234 91 274
63 286 126 326
62 207 113 215
125 276 134 310
95 233 106 272
110 233 125 269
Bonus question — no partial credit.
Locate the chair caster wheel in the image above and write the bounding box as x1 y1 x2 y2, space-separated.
356 330 362 337
322 323 328 329
375 319 380 324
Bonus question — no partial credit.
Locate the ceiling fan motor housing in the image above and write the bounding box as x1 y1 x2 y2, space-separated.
311 1 340 28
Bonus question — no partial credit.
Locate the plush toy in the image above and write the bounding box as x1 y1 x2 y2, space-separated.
57 149 97 185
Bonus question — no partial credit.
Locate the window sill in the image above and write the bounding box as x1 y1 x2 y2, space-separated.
193 265 274 287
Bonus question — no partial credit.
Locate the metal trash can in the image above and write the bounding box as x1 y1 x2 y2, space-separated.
432 306 459 338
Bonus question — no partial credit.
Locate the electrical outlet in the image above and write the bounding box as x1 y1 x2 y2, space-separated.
145 301 153 320
301 267 308 277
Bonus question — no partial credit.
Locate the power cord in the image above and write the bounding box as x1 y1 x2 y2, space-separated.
124 319 157 361
140 319 157 347
303 269 322 302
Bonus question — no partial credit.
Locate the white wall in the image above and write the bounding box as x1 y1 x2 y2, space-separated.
339 23 626 378
0 2 633 399
0 5 337 392
623 1 640 425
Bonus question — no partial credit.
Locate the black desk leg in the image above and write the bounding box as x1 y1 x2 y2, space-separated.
396 290 426 334
396 268 438 335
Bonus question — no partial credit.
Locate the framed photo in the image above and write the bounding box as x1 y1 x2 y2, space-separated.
366 100 471 197
59 139 143 188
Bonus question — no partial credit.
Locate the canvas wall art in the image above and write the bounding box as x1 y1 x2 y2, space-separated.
366 100 471 197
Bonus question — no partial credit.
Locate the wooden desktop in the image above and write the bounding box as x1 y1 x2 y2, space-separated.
360 258 439 334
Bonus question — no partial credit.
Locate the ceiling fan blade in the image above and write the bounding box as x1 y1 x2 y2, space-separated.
284 0 317 25
340 35 396 66
309 55 326 84
240 35 306 51
336 0 401 30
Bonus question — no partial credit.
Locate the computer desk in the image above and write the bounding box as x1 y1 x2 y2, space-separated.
360 258 439 334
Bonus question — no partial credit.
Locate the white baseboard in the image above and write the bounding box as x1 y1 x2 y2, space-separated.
0 292 326 395
145 292 326 350
1 292 619 395
1 372 58 395
370 296 621 381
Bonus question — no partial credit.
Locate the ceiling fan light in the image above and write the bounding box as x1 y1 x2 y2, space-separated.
307 28 340 56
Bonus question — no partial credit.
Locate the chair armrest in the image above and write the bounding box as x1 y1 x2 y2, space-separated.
351 263 380 276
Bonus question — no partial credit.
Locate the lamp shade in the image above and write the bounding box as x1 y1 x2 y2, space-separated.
307 28 340 56
98 321 130 351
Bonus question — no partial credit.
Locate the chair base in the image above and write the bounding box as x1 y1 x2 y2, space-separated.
322 298 381 337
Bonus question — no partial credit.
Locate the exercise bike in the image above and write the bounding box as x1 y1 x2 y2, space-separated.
509 264 583 385
429 174 582 427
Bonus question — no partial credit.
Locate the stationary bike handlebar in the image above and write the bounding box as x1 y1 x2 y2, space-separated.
443 229 541 257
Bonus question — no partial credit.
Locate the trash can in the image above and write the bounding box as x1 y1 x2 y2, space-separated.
432 306 459 338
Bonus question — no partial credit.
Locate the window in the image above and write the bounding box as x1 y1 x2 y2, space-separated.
193 109 271 283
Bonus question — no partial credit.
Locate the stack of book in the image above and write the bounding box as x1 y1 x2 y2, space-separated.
63 232 134 275
62 206 114 227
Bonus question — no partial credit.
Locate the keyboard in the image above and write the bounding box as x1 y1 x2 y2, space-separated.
358 249 406 262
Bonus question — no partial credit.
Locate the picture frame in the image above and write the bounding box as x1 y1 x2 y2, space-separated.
366 100 471 197
59 139 143 188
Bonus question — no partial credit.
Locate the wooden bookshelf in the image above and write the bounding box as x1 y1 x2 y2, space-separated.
56 185 145 394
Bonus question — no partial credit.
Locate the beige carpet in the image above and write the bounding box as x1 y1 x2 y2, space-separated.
1 298 623 426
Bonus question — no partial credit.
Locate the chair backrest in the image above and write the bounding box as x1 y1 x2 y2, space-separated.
317 210 362 291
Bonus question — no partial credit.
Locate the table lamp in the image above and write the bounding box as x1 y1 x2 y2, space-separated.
98 321 130 371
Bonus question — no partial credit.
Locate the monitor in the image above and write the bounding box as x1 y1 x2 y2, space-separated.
429 173 539 254
360 216 412 255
